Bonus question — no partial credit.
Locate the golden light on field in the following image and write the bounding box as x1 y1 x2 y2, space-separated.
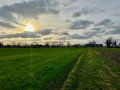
25 25 34 32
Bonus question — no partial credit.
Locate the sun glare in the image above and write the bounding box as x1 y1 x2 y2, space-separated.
25 25 34 32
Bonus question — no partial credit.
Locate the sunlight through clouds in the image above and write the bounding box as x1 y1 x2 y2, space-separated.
0 0 120 44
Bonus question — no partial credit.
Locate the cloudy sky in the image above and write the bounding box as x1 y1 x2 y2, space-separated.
0 0 120 45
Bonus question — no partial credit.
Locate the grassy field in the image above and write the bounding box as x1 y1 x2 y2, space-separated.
0 48 120 89
62 48 120 89
0 48 86 89
94 48 120 52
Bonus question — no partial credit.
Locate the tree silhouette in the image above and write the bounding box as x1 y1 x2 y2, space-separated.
88 41 96 47
112 39 117 47
67 41 71 47
105 37 113 48
0 42 3 48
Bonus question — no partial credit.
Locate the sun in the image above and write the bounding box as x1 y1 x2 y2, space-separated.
25 25 34 32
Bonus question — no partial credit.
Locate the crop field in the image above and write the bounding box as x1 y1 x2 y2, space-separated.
0 48 120 89
94 48 120 66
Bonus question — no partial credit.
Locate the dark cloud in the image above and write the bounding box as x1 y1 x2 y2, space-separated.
0 32 40 39
0 10 16 23
62 32 69 35
70 32 95 39
37 29 52 35
95 19 115 26
92 27 102 31
0 21 16 28
52 31 69 36
72 8 91 18
70 34 88 39
66 19 71 22
84 31 97 37
72 12 81 18
72 8 105 18
0 29 53 39
70 28 105 39
70 20 94 30
110 26 120 34
0 0 59 24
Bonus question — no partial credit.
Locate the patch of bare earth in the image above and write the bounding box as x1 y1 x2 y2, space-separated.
98 51 120 66
97 51 120 87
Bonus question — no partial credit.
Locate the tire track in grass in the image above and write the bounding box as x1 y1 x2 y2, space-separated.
62 49 87 90
62 49 120 90
46 49 86 90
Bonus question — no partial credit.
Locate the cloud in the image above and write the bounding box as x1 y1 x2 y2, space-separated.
0 32 40 39
92 27 105 33
60 0 78 8
95 19 115 26
59 36 70 40
62 32 69 35
66 19 71 22
0 29 53 39
52 31 70 36
43 37 52 40
70 34 89 39
113 12 120 16
72 8 92 18
70 32 95 39
70 20 94 30
70 27 105 39
0 21 16 28
0 0 59 24
72 12 81 18
110 26 120 34
92 27 102 31
37 29 52 35
72 8 105 18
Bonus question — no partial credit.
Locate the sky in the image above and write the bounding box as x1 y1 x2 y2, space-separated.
0 0 120 45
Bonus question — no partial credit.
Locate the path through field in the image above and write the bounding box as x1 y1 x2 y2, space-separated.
62 49 120 90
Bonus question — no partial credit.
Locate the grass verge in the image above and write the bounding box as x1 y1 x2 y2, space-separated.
62 49 120 90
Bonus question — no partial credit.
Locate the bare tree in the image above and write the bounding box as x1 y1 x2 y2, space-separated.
0 42 3 48
112 39 117 47
67 41 71 47
88 41 96 47
58 41 64 47
105 37 113 48
44 42 50 47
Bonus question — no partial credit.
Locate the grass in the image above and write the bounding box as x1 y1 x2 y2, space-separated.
0 48 86 89
0 48 120 89
94 48 120 52
62 48 120 90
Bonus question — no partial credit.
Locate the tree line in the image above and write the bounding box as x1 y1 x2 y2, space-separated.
0 41 82 48
0 37 120 48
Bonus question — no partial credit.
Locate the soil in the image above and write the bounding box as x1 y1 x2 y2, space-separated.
98 51 120 66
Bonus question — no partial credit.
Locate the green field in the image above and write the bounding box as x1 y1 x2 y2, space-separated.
0 48 120 89
94 48 120 52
